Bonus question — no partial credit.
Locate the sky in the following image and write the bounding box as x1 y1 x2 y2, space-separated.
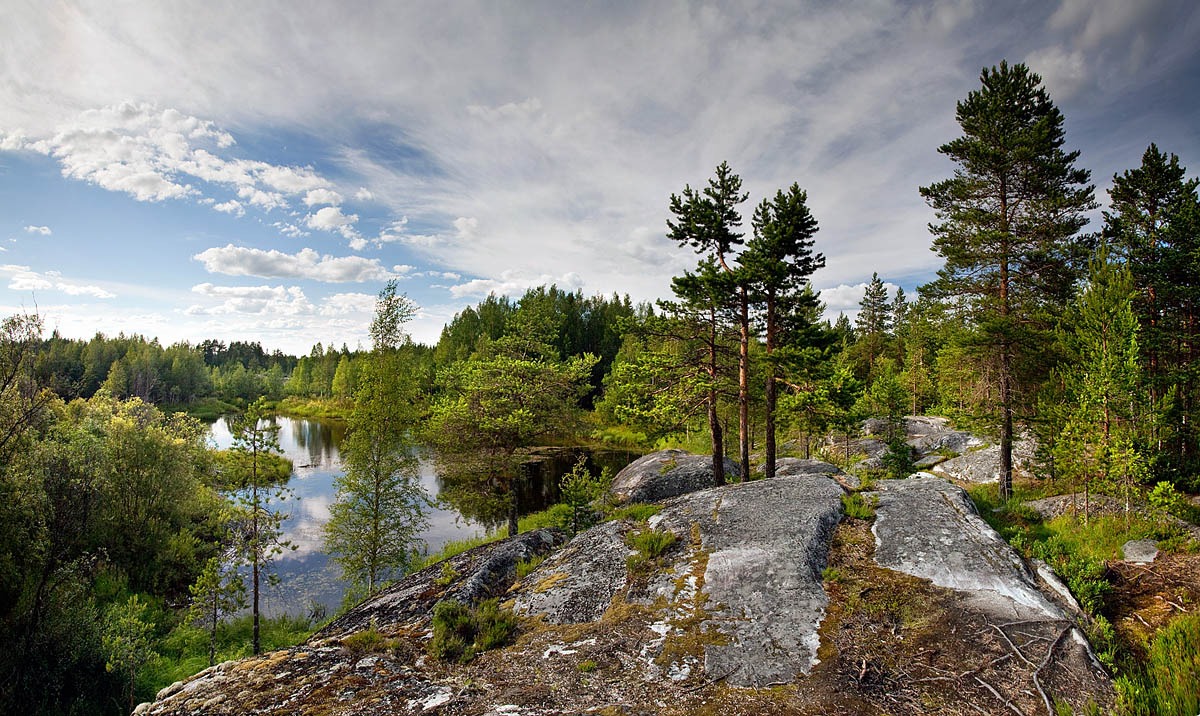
1 0 1198 353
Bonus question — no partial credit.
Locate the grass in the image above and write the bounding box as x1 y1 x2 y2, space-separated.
275 396 352 420
147 613 316 692
841 492 876 520
515 555 546 580
1114 614 1200 716
624 526 677 573
605 502 662 522
159 397 241 422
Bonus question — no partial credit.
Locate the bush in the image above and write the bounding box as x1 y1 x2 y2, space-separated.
428 598 518 663
606 503 661 522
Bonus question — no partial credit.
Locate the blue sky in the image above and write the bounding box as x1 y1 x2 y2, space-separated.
2 0 1198 353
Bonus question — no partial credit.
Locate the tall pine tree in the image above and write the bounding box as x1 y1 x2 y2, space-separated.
920 61 1095 500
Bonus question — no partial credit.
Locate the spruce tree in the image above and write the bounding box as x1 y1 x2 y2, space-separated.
920 61 1095 500
1103 144 1200 479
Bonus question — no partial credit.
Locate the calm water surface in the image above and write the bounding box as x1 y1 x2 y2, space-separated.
208 416 489 617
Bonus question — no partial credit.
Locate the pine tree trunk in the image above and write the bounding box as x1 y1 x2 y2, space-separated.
738 286 750 481
708 308 726 486
252 483 261 655
764 292 777 479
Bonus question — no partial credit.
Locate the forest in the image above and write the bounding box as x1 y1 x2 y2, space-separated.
2 62 1199 715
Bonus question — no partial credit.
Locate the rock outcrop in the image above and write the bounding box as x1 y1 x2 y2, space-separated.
606 448 738 504
140 451 1113 716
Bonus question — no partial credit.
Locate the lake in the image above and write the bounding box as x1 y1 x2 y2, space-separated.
208 415 637 617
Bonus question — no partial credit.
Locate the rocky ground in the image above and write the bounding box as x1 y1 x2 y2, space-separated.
139 414 1137 715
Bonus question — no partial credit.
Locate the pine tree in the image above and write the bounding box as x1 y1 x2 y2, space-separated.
743 184 825 478
666 163 748 484
228 397 292 655
853 272 891 374
920 61 1096 500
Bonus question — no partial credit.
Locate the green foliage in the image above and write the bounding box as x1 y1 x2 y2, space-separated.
341 623 392 655
625 527 677 573
325 295 430 596
1115 614 1200 716
841 492 876 520
560 458 608 535
428 598 518 663
101 595 158 712
577 659 598 673
606 502 662 523
921 61 1096 501
434 561 459 587
515 555 546 580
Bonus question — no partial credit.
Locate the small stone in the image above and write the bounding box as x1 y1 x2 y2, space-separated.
1122 539 1159 564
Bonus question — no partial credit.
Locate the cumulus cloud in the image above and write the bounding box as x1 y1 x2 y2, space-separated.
304 188 343 206
448 270 583 299
319 292 377 316
818 279 900 321
0 264 115 298
193 244 398 282
187 282 313 315
11 102 358 232
23 225 52 235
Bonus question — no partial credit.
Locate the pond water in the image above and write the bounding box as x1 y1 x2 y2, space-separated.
208 416 637 617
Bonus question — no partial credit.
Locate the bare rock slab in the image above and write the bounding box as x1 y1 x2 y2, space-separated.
650 475 844 687
608 449 739 505
872 475 1060 620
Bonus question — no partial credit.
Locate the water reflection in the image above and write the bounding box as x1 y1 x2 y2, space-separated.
207 417 638 616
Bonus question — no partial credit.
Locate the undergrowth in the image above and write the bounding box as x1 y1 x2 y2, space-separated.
428 598 519 663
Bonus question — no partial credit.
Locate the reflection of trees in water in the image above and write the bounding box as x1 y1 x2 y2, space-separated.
286 418 346 467
432 447 640 529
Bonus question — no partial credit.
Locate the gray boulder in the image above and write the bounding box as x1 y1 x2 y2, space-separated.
648 475 845 686
608 449 738 504
908 429 984 456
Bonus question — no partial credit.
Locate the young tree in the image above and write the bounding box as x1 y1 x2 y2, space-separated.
667 162 749 481
920 60 1095 500
228 397 292 655
101 595 158 714
1051 246 1146 520
324 281 429 596
187 555 247 667
852 272 892 375
742 184 825 478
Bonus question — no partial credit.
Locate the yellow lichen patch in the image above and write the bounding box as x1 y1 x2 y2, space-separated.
534 571 570 593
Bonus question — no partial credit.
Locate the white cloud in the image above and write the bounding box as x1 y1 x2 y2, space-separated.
305 205 360 245
448 270 583 299
319 292 376 316
0 264 115 298
10 102 354 230
187 282 313 316
303 188 343 206
193 244 398 282
213 199 244 215
818 280 900 321
23 225 51 235
354 187 374 202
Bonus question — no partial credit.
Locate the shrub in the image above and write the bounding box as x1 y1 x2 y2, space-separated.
428 598 519 663
1115 614 1200 716
341 624 390 655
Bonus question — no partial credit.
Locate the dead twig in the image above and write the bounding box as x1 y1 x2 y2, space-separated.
975 676 1027 716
